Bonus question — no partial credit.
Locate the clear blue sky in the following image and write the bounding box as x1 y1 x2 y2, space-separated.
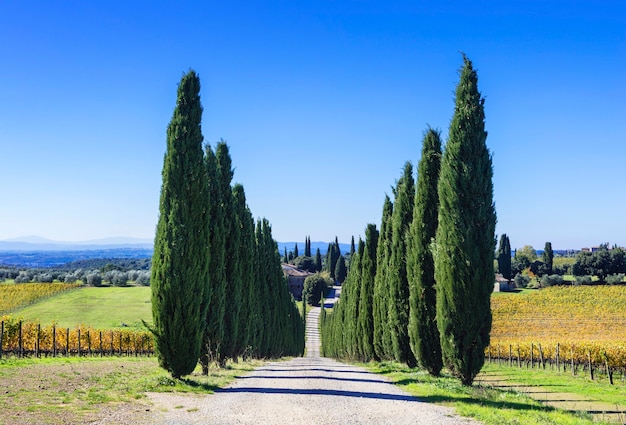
1 1 624 250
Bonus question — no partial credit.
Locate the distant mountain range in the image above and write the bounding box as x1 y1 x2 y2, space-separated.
0 236 153 251
0 237 352 268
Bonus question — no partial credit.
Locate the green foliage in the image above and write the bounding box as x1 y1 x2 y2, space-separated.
435 55 496 386
150 70 211 379
407 128 443 376
314 248 323 272
303 272 332 306
388 162 417 367
293 256 316 273
573 246 626 282
542 242 554 275
201 144 226 372
324 238 341 280
357 224 378 361
334 255 347 284
513 273 531 288
497 234 512 280
373 195 394 360
540 274 563 287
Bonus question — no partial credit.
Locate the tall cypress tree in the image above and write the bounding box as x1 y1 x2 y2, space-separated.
217 143 241 364
542 241 553 275
335 255 347 284
201 144 226 373
233 185 256 354
358 223 379 361
408 128 443 376
435 55 496 386
373 195 393 360
150 70 210 378
314 248 322 272
388 162 417 367
305 236 311 257
294 243 299 258
497 234 512 280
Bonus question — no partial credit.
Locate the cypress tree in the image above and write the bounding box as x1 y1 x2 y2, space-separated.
314 248 322 272
294 243 299 258
344 241 363 358
373 195 393 360
542 242 553 275
233 186 256 355
150 70 210 378
357 223 379 361
335 255 347 284
201 144 226 373
497 234 512 280
388 162 417 367
435 55 496 386
350 236 356 258
305 236 311 257
216 143 241 363
408 128 443 376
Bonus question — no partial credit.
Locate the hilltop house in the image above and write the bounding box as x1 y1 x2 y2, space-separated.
282 264 312 301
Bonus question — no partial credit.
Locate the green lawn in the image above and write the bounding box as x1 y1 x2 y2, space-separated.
11 286 152 329
364 361 620 425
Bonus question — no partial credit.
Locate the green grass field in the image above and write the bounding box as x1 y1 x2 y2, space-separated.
11 286 152 329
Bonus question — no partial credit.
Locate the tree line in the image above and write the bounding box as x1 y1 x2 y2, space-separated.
496 237 626 287
149 71 304 379
320 55 496 386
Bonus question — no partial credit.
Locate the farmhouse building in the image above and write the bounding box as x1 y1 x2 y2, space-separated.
494 273 513 292
282 264 312 301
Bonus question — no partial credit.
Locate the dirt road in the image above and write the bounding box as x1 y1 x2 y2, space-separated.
148 303 480 425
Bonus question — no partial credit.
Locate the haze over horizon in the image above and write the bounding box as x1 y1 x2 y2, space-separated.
1 1 624 251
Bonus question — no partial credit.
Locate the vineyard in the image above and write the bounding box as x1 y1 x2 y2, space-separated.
0 282 81 314
0 316 153 358
0 282 153 358
488 285 626 381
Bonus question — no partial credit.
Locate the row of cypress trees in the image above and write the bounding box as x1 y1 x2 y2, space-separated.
321 55 496 386
150 70 304 379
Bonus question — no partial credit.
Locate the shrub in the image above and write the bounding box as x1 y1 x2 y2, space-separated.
606 273 625 285
136 271 150 286
106 270 128 287
14 271 31 283
303 272 333 306
85 272 103 287
513 273 531 288
540 274 563 288
64 274 78 283
574 275 593 286
34 273 54 283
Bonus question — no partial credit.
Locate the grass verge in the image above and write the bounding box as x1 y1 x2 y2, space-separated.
0 355 262 425
364 361 617 425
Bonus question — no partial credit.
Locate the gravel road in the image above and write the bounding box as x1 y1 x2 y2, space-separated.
148 294 480 425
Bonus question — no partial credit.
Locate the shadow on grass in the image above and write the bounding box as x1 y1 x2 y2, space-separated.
394 377 557 413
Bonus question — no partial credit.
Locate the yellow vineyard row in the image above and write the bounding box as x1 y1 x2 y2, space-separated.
0 316 153 355
489 286 626 368
0 282 81 314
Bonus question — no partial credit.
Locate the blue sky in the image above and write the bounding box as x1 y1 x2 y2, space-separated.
0 1 624 250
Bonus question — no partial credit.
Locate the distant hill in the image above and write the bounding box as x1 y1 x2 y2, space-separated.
0 236 153 251
0 236 351 267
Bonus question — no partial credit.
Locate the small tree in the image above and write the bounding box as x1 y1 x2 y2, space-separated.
542 242 553 276
335 255 347 284
303 272 332 306
497 234 512 280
